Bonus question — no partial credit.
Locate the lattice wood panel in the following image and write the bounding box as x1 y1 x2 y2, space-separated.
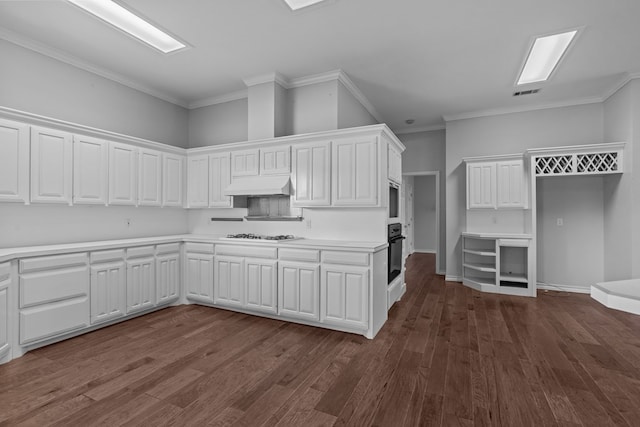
535 150 622 176
576 152 619 173
535 155 572 176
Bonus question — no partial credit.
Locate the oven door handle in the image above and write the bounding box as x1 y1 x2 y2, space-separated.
389 236 406 242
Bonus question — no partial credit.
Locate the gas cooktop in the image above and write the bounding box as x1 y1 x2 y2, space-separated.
221 233 301 242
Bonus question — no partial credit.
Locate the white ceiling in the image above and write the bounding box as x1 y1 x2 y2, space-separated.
1 0 639 133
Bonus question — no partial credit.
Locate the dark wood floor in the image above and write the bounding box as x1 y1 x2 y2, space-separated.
2 253 640 426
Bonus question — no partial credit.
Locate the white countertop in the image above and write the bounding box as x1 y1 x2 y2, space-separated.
0 234 388 263
462 231 532 239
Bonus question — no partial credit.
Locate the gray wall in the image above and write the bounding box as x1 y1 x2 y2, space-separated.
337 81 378 129
413 175 437 252
286 81 338 135
0 40 188 148
188 98 248 147
445 103 605 281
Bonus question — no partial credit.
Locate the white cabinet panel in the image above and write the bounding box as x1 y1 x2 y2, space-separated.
209 152 232 207
90 261 126 325
497 160 526 208
185 252 214 302
214 256 244 308
332 137 378 206
20 298 90 345
0 118 30 203
260 145 290 175
278 261 319 321
73 135 108 205
30 126 73 204
245 259 277 314
156 252 180 304
187 155 209 208
109 142 137 205
321 265 368 330
0 263 10 360
231 149 259 177
291 141 331 207
162 153 184 207
388 144 402 185
467 161 496 209
138 148 162 206
126 256 155 314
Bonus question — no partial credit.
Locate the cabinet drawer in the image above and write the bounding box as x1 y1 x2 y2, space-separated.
20 253 87 273
127 246 155 258
497 239 530 248
185 242 214 254
0 263 9 281
156 243 180 254
20 265 89 308
322 251 369 266
216 245 277 259
90 249 125 263
279 248 320 263
20 297 89 345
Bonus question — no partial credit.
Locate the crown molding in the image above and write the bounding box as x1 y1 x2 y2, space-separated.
0 26 189 108
287 69 342 88
392 124 446 135
334 71 384 123
601 72 640 101
242 71 289 88
442 96 603 122
188 89 248 109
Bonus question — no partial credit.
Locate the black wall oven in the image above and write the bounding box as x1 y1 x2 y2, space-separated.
388 223 405 284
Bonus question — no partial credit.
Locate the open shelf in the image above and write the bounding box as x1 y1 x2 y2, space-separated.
463 262 496 273
499 273 528 283
465 276 496 287
463 248 496 257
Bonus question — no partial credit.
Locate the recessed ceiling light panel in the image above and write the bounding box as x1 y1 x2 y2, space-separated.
67 0 187 54
283 0 327 11
517 30 578 85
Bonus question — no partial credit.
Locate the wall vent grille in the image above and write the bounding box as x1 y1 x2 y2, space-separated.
513 89 540 97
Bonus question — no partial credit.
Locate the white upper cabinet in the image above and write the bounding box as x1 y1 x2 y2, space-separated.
388 144 402 185
260 145 291 175
162 153 184 207
332 137 378 206
30 126 73 205
291 141 331 207
138 148 162 206
73 135 108 205
496 160 526 208
467 161 496 209
0 118 30 204
209 152 232 207
109 142 137 206
187 155 209 208
231 148 259 177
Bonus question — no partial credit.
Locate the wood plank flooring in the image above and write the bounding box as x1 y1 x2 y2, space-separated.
2 253 640 426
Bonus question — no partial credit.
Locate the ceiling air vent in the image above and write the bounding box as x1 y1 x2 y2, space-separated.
513 89 540 97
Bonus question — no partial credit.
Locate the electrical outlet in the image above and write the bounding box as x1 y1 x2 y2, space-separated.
126 218 131 227
557 218 563 227
306 219 312 229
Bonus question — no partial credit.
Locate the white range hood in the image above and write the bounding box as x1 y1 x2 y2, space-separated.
223 175 291 196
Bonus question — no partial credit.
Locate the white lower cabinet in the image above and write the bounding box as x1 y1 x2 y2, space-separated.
278 261 319 321
156 244 180 305
185 243 214 303
18 253 90 345
126 247 156 314
214 256 244 308
0 263 11 361
245 258 277 314
320 264 369 330
90 249 126 325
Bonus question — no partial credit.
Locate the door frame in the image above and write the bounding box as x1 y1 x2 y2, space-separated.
403 171 441 275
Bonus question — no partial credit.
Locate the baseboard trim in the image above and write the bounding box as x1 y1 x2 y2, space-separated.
537 282 591 294
445 275 462 283
414 249 436 254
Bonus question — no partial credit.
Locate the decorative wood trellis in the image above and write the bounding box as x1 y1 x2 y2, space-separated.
529 143 625 177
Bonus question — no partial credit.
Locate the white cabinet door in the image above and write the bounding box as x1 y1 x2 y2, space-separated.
126 256 155 314
73 135 108 205
30 126 73 204
321 265 369 330
245 258 277 314
138 148 162 206
467 161 496 209
496 160 525 208
291 141 331 207
185 252 214 302
156 252 180 304
187 155 209 208
388 145 402 184
90 261 126 325
109 142 137 206
260 145 290 175
231 149 259 177
0 263 10 361
0 118 29 203
214 256 244 308
332 137 378 206
278 261 319 321
162 153 184 207
209 152 232 207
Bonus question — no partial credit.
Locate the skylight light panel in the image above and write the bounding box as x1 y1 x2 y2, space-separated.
67 0 186 54
517 30 577 85
283 0 327 11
